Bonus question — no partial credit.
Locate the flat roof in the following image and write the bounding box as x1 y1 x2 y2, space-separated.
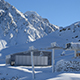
8 50 51 56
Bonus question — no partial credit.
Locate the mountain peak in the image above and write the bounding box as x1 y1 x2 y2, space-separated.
25 11 39 16
25 11 41 18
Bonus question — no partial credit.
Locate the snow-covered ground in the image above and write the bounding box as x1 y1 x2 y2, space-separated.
0 64 80 80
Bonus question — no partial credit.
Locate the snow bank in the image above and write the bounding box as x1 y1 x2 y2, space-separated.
55 60 80 72
66 42 80 50
0 64 80 80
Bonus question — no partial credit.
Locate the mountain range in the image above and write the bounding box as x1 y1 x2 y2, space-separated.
0 0 59 51
0 0 80 59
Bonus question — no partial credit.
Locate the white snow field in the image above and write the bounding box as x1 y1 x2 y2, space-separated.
0 64 80 80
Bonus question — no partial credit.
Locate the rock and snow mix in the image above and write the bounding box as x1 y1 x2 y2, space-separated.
0 0 80 56
55 60 80 72
0 0 59 49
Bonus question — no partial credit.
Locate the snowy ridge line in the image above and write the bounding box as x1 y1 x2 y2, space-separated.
0 0 59 47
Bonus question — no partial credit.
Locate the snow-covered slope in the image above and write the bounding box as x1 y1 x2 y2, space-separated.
0 0 59 50
1 0 80 62
1 21 80 59
58 21 80 43
1 64 80 80
24 11 59 34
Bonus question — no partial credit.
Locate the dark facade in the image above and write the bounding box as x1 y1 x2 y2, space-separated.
6 50 51 66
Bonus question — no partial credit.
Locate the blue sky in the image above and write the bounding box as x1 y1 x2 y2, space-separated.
5 0 80 27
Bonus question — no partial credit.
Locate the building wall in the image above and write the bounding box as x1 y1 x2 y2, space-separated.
6 50 51 66
6 55 11 64
15 55 48 66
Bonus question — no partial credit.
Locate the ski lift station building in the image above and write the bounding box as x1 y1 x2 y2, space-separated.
6 50 51 66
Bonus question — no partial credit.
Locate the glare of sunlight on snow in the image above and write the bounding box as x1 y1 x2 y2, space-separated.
48 73 80 80
28 36 34 42
8 66 42 73
0 64 6 66
0 40 7 50
15 8 28 21
10 33 13 39
60 73 80 78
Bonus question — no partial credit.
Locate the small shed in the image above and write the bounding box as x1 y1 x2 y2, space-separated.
6 50 51 66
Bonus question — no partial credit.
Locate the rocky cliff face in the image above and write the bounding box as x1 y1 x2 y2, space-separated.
0 0 59 49
24 11 59 34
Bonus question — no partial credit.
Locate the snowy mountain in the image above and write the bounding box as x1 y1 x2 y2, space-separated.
1 0 80 60
24 11 59 34
1 21 80 58
58 21 80 43
0 0 59 50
